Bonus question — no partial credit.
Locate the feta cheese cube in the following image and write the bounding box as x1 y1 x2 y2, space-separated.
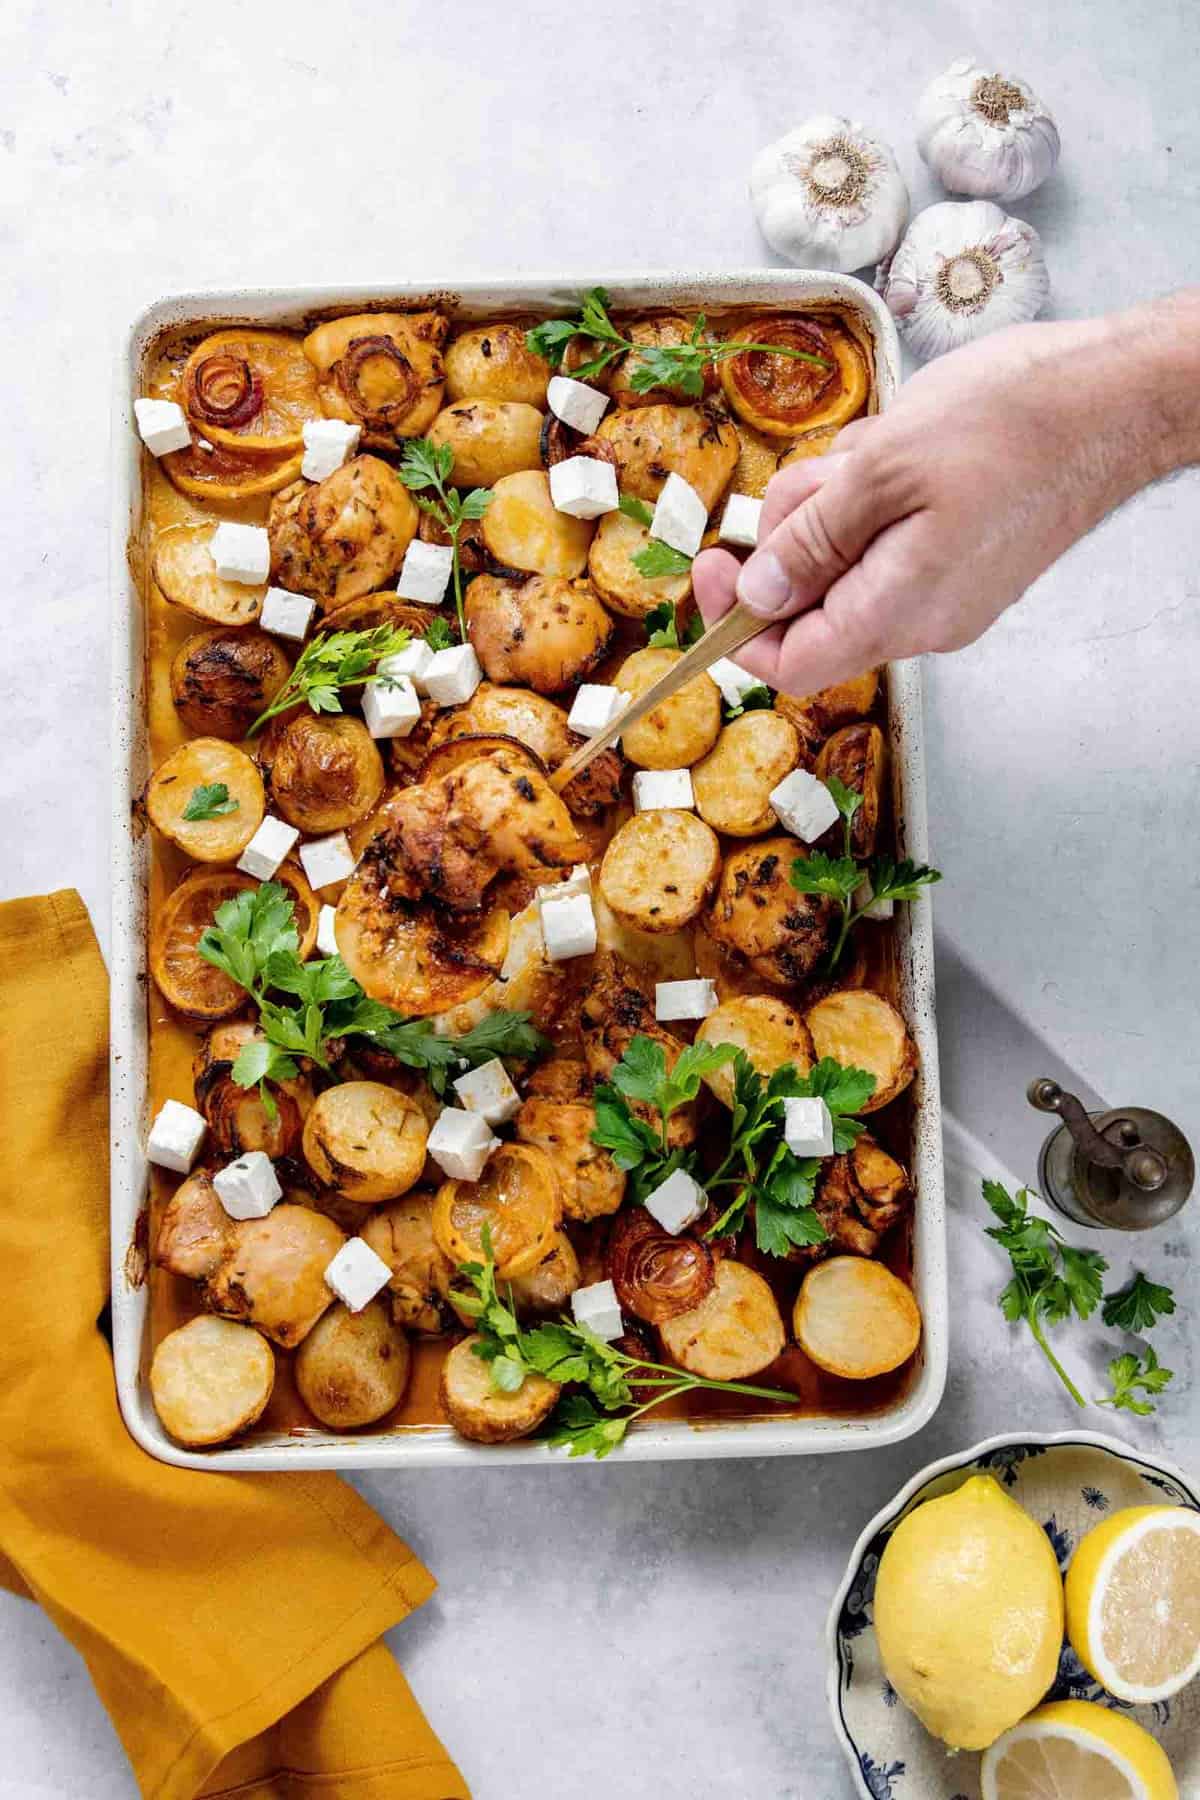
209 521 271 585
632 767 694 812
718 492 764 550
260 587 315 642
654 978 718 1022
146 1098 207 1174
570 1278 623 1341
535 864 591 908
547 374 610 436
453 1057 521 1126
650 472 707 557
133 397 191 457
299 832 356 891
378 640 434 693
362 671 422 739
643 1166 707 1235
316 903 339 958
853 873 894 921
769 768 840 843
423 643 482 707
549 455 619 520
426 1108 499 1182
782 1096 834 1158
301 417 361 482
213 1150 282 1221
708 656 763 710
396 539 454 606
323 1236 392 1312
566 684 631 738
237 815 300 880
540 891 597 962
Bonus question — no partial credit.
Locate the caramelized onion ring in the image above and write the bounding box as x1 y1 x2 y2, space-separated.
608 1208 715 1325
336 335 422 431
185 353 264 430
724 318 834 429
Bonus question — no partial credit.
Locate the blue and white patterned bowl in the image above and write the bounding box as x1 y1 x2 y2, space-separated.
826 1431 1200 1800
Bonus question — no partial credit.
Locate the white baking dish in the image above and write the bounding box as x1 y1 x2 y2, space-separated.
110 271 946 1469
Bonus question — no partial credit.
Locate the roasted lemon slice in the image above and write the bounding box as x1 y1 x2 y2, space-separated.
432 1143 560 1278
1066 1505 1200 1704
981 1700 1178 1800
160 439 303 503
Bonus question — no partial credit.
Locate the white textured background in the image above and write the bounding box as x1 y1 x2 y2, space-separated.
1 1 1198 1795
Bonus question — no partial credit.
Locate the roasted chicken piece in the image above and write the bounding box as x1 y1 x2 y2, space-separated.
155 1172 344 1348
705 838 839 989
774 669 881 756
430 898 569 1039
361 1194 457 1336
792 1134 911 1265
506 1232 582 1316
515 1061 626 1221
580 954 699 1149
465 574 614 696
268 455 418 609
303 311 448 448
428 685 621 815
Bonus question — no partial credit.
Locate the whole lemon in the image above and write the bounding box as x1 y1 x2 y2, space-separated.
874 1473 1064 1750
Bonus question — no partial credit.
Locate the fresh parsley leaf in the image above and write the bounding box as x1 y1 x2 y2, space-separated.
1099 1346 1174 1416
590 1087 663 1171
825 774 864 826
247 624 413 735
230 1037 299 1122
1102 1272 1176 1334
423 615 455 652
365 1009 549 1096
982 1179 1110 1407
632 540 694 579
643 598 704 650
524 316 583 367
198 881 299 995
619 494 654 529
394 439 491 640
545 1395 630 1459
182 782 238 822
789 851 862 907
724 683 773 720
397 438 454 491
868 856 943 906
457 487 494 522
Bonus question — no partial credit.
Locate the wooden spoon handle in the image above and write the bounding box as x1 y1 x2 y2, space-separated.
550 601 767 793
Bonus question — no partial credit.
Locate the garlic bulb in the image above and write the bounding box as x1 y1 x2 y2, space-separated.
750 116 909 273
876 201 1050 361
916 57 1060 202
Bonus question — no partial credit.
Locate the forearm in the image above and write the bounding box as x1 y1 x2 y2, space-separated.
1093 288 1200 488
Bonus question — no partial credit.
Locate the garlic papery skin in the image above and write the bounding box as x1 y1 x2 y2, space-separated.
916 57 1060 202
876 201 1050 361
750 115 909 273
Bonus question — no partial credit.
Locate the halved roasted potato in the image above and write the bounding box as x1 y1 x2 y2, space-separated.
439 1333 559 1444
151 869 258 1020
507 1231 582 1316
793 1256 921 1378
606 316 718 408
594 402 738 509
514 1094 625 1221
815 723 886 856
614 647 722 769
774 669 881 753
260 712 385 834
719 316 869 438
599 810 721 934
361 1194 457 1335
658 1260 785 1381
179 328 321 454
160 442 303 504
692 712 801 837
466 573 614 694
153 524 266 626
428 400 544 488
803 990 917 1112
294 1298 411 1430
145 739 265 862
705 837 839 988
444 323 552 406
432 1142 561 1279
581 956 699 1149
694 994 814 1106
586 509 692 619
194 1020 312 1158
149 1316 275 1448
479 470 595 577
268 456 419 608
170 629 292 741
303 311 448 447
301 1081 429 1204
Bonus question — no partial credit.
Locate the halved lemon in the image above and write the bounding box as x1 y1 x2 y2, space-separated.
1065 1505 1200 1703
981 1700 1177 1800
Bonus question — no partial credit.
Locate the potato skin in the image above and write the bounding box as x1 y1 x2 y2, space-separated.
615 647 722 769
466 574 614 695
658 1261 785 1381
444 324 551 406
599 810 721 934
694 995 814 1106
481 470 594 578
301 1082 429 1204
587 509 692 619
595 402 738 509
803 990 917 1113
439 1334 559 1444
693 712 801 837
150 1316 275 1448
428 400 544 488
171 629 292 740
705 837 839 988
261 712 385 834
294 1298 411 1429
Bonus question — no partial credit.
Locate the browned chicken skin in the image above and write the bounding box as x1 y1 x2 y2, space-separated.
465 574 614 695
580 954 698 1149
790 1134 912 1265
268 455 418 608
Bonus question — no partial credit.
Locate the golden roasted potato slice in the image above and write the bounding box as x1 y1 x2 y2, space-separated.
149 1317 275 1448
428 684 570 767
294 1298 411 1430
145 738 265 863
361 1194 457 1336
301 1082 429 1204
466 573 614 695
599 810 721 933
268 456 418 608
815 723 886 856
481 470 594 577
593 891 697 986
720 317 869 438
432 1143 562 1278
515 1096 626 1222
179 328 321 454
260 712 385 834
444 323 551 406
659 1261 786 1381
803 990 917 1112
439 1334 559 1444
151 869 258 1020
428 400 544 487
595 402 738 509
586 509 692 619
160 442 303 503
506 1232 582 1317
705 837 839 988
194 1020 312 1159
607 316 718 409
153 524 266 626
171 629 293 741
581 955 698 1149
793 1256 921 1378
694 995 814 1106
614 647 722 769
303 311 448 447
693 712 801 837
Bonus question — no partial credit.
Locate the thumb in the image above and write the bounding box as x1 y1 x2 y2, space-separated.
736 452 886 621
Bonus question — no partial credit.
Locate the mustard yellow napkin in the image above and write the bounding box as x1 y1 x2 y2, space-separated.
0 890 469 1800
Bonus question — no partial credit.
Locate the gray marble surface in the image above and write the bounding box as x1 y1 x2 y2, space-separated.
2 1 1198 1794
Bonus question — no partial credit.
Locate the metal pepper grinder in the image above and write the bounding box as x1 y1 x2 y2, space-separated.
1027 1078 1194 1231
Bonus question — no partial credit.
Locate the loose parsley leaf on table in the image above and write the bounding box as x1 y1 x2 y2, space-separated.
983 1178 1108 1407
1099 1346 1174 1416
247 624 413 736
1101 1271 1176 1334
397 439 492 642
182 782 239 822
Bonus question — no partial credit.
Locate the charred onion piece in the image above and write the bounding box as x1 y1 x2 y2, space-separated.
185 353 264 430
336 335 421 432
608 1207 715 1326
720 316 869 438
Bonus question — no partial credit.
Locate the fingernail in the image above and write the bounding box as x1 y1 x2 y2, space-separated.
737 550 792 616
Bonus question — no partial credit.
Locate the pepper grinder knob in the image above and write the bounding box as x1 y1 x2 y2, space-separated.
1027 1078 1193 1231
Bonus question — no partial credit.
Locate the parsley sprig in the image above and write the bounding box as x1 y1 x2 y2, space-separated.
1101 1271 1177 1333
453 1230 794 1458
724 684 774 721
397 440 492 642
643 596 704 651
983 1179 1107 1407
248 624 412 737
183 782 238 822
1100 1347 1174 1416
527 288 830 398
789 776 941 971
591 1035 735 1202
